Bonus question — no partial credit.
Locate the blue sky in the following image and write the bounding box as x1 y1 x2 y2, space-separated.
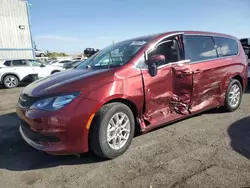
29 0 250 53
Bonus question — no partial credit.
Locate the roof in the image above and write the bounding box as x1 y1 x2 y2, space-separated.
152 30 238 41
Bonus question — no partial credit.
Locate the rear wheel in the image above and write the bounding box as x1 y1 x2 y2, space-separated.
224 79 242 112
3 75 19 88
89 102 135 159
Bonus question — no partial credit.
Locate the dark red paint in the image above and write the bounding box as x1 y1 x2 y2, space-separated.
16 31 248 155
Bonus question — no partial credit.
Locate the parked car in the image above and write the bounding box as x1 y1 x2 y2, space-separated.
35 49 47 57
0 59 63 88
17 31 248 159
49 60 72 68
84 48 98 57
63 60 83 69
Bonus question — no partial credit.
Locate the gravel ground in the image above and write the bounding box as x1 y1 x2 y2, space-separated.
0 85 250 188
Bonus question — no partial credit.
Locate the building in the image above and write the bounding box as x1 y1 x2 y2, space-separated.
0 0 34 59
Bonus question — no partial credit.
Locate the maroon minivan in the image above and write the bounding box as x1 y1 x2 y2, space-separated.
17 31 248 159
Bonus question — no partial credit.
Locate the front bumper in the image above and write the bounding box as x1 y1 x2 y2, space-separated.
16 97 99 155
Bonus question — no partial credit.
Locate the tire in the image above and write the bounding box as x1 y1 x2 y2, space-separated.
224 79 242 112
3 75 19 88
89 102 135 159
40 53 45 57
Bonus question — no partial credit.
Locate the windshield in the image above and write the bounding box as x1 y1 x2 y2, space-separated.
27 60 44 67
77 37 152 69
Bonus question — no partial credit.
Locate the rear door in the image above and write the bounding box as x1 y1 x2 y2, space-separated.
184 35 229 112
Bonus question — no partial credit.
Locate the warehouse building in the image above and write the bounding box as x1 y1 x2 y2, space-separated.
0 0 34 59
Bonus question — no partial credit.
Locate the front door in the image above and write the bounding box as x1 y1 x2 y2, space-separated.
141 34 193 128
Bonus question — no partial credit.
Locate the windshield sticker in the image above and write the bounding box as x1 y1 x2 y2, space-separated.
130 41 146 46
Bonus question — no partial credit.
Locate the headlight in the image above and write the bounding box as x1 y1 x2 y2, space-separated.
30 92 81 111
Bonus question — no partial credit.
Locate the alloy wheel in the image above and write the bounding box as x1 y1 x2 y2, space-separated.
107 112 131 150
228 84 241 108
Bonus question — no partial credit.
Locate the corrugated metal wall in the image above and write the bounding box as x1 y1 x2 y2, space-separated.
0 0 33 59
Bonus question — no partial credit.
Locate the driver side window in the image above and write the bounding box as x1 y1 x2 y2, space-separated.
148 37 182 67
135 35 184 69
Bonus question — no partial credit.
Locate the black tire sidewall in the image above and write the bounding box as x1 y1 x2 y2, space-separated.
225 79 242 112
98 103 135 159
3 75 18 88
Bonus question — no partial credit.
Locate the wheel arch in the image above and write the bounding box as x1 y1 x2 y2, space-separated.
104 98 141 135
1 73 20 83
51 70 60 74
232 75 243 88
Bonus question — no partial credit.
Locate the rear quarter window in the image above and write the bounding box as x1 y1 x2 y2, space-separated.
213 37 238 57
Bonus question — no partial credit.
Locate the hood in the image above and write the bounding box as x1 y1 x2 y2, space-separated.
22 69 111 97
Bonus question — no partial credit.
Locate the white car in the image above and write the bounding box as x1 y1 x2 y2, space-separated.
0 59 63 88
49 60 72 67
35 49 47 57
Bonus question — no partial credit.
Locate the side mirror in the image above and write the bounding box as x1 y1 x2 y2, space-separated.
146 55 165 77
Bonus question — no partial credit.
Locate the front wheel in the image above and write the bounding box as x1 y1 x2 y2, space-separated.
89 102 135 159
3 75 19 88
224 79 242 112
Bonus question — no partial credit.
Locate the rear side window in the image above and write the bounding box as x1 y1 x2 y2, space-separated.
213 37 238 57
4 60 11 66
184 35 217 62
12 60 28 66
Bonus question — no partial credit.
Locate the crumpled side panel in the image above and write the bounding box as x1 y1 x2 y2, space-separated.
189 68 228 113
142 64 193 126
171 64 193 115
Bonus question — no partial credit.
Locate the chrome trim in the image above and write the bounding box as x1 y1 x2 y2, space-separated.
19 126 48 150
184 33 237 40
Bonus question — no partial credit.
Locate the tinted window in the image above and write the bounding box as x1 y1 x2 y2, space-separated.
214 37 238 57
4 61 11 66
184 35 217 62
12 60 27 66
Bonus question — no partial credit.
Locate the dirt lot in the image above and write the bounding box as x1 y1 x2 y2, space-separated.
0 85 250 188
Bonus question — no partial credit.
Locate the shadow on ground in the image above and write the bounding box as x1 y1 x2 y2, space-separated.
228 116 250 159
0 113 103 171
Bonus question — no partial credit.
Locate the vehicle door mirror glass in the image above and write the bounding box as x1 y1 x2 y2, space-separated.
146 55 165 77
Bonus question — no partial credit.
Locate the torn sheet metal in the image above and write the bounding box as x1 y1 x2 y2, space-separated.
142 63 193 126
